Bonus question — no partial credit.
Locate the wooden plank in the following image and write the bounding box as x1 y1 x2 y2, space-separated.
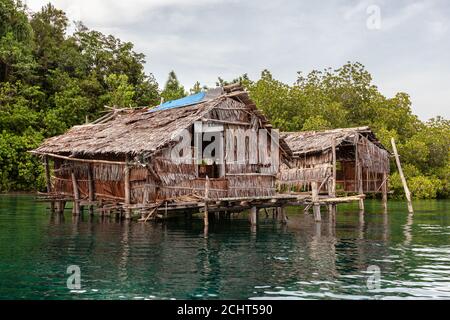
391 138 413 213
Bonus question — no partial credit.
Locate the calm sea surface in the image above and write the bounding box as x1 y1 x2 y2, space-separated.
0 194 449 300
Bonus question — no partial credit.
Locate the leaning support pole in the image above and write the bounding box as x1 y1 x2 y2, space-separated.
124 155 131 219
311 181 321 222
44 156 55 213
71 170 80 216
391 138 414 213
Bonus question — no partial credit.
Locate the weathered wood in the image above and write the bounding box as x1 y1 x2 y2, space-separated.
124 155 131 219
391 138 413 213
311 181 321 222
71 171 80 215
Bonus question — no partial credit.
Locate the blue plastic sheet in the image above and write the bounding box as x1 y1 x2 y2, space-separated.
149 92 206 112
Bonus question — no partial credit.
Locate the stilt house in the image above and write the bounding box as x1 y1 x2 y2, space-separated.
279 127 390 199
32 84 292 217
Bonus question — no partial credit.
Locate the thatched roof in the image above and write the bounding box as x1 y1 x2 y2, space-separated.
33 84 292 158
281 127 387 156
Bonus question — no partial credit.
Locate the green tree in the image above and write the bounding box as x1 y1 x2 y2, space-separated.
102 74 135 108
161 71 186 101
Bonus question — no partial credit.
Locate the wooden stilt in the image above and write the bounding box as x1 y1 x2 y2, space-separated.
250 206 257 226
55 201 65 214
391 138 414 213
279 206 287 224
311 181 321 222
44 156 55 213
124 155 131 219
204 176 210 227
382 172 388 211
329 137 337 216
358 196 365 212
356 135 365 212
71 171 80 216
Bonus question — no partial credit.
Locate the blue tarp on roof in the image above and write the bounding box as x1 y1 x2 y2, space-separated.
149 91 206 113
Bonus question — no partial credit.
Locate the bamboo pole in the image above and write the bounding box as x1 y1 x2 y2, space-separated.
391 138 414 213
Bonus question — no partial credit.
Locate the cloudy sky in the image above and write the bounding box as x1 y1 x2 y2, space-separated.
25 0 449 120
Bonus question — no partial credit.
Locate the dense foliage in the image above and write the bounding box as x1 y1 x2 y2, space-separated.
239 67 449 199
0 0 160 190
1 1 448 199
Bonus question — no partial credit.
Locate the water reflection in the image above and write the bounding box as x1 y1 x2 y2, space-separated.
0 195 449 299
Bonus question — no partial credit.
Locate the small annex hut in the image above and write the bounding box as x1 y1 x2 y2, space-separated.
279 127 390 209
32 84 293 221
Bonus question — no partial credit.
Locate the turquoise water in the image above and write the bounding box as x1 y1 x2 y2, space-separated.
0 195 449 300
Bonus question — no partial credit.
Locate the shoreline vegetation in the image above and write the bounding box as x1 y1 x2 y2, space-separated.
1 1 449 199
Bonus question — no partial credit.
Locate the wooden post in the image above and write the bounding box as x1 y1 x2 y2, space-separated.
391 138 414 213
331 137 337 196
279 205 287 224
124 155 131 219
204 176 210 227
382 172 388 211
311 181 321 222
88 164 95 215
44 156 55 213
329 137 337 215
356 135 365 212
71 170 80 216
250 206 257 226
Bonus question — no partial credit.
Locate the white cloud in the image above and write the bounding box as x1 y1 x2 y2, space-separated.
23 0 450 120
